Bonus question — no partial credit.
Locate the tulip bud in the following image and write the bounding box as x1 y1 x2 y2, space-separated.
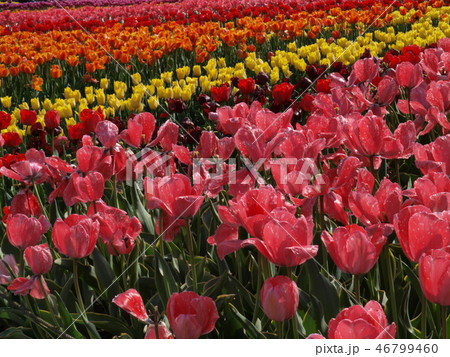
24 243 53 275
260 276 299 322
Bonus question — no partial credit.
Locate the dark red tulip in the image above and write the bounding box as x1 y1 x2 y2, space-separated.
52 214 99 259
321 224 387 275
419 248 450 306
328 301 396 339
24 243 52 275
6 214 50 249
260 276 299 322
113 289 149 321
393 206 449 262
20 109 37 126
166 291 219 339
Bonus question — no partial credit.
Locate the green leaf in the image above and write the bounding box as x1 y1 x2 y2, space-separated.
306 260 339 324
134 185 154 235
226 304 265 339
0 307 27 325
0 327 32 339
91 247 120 301
154 250 178 306
55 292 84 339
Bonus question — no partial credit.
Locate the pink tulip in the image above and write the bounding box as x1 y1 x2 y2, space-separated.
24 243 52 275
328 301 396 339
321 224 387 275
395 62 423 88
95 120 119 147
6 214 50 249
393 206 449 262
52 214 99 259
144 174 204 218
260 276 299 322
120 112 155 148
145 323 174 339
419 248 450 306
166 291 219 339
113 289 149 321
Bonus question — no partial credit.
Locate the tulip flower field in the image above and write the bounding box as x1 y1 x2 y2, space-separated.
0 0 449 340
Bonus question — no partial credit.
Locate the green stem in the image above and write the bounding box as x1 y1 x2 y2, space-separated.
38 276 61 329
354 274 361 304
287 267 300 339
186 220 198 293
385 246 398 327
421 293 427 338
73 259 86 314
442 305 447 339
252 253 263 324
277 321 284 339
18 249 24 277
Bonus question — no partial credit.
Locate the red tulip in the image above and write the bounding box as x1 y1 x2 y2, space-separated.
52 214 99 259
24 243 52 275
144 174 204 218
419 248 450 306
393 206 449 262
113 289 149 321
95 120 118 147
260 276 299 322
2 132 22 147
145 323 174 339
328 301 396 339
6 214 50 249
321 224 387 275
0 111 12 129
166 291 219 339
376 76 398 106
211 83 231 102
44 110 60 130
79 108 104 133
272 82 294 105
238 78 255 95
20 109 37 126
